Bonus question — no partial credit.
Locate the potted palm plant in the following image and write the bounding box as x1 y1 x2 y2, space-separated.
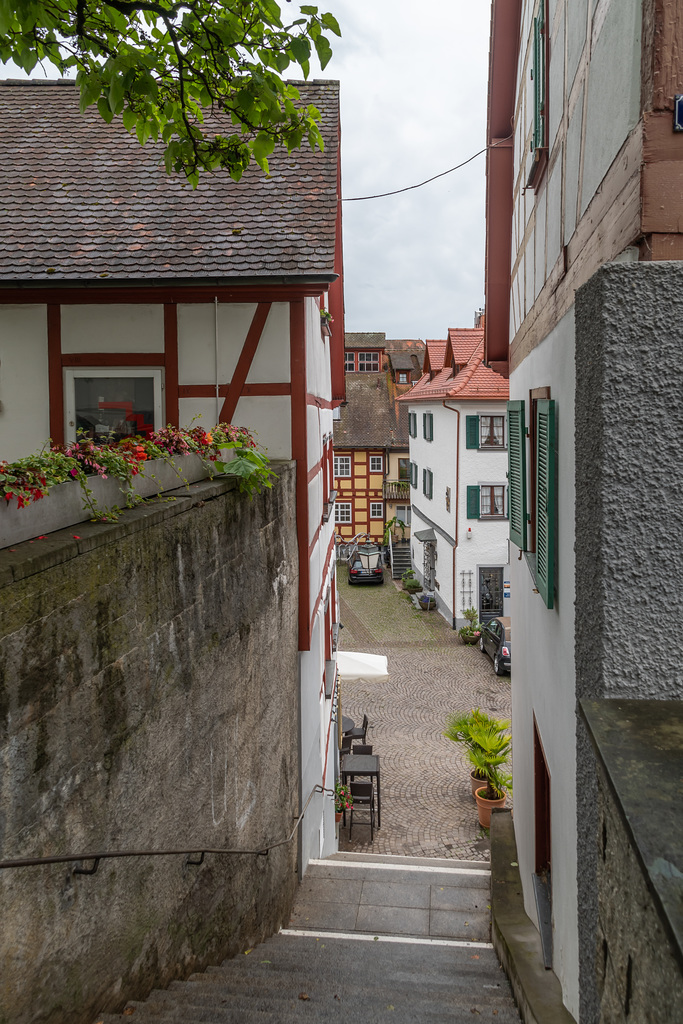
467 720 512 828
443 708 511 799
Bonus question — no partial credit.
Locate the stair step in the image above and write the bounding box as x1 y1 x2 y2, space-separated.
325 852 490 871
305 858 490 888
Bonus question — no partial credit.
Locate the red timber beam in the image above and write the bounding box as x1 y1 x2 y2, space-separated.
219 302 271 423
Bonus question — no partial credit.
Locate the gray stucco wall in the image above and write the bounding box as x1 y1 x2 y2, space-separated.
596 766 683 1023
0 464 300 1024
575 261 683 1023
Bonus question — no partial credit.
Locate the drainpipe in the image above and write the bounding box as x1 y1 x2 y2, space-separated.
214 296 220 424
442 402 460 629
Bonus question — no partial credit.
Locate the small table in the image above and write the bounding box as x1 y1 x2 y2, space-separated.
341 753 381 828
341 715 355 735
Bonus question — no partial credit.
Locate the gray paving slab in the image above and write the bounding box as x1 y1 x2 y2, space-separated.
359 880 431 909
430 908 490 942
287 901 358 932
337 571 512 861
298 876 364 905
308 862 489 888
354 904 431 936
430 884 490 912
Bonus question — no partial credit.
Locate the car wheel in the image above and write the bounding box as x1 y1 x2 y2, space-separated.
494 653 505 676
479 635 485 653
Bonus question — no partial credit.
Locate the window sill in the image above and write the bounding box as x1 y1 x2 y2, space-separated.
479 516 508 522
478 446 507 452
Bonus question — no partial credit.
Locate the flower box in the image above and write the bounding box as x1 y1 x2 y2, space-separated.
0 452 230 549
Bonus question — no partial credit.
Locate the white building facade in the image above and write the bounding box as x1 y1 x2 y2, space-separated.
402 332 510 630
485 2 683 1020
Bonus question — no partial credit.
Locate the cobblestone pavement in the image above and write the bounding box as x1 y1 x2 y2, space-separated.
337 567 512 862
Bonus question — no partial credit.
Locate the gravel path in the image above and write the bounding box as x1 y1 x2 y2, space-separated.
337 568 512 861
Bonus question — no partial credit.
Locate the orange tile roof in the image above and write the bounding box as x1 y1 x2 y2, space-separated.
423 340 447 375
447 327 483 366
398 331 508 403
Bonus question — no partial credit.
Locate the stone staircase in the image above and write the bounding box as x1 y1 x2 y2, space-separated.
390 542 412 580
96 853 520 1023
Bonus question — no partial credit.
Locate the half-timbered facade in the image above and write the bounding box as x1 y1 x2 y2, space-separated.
0 78 345 867
334 335 421 545
486 2 683 1019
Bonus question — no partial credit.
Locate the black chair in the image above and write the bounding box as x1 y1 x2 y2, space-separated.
349 781 375 840
353 744 373 755
347 713 369 744
340 735 352 757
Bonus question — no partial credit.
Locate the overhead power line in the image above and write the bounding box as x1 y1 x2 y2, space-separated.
341 135 513 202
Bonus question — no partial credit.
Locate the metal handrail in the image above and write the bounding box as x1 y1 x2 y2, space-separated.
0 784 331 875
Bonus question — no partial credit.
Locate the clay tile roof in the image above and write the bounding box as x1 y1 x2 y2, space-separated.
398 329 508 403
388 352 416 370
344 332 386 349
0 79 340 282
447 327 483 365
333 372 407 448
424 340 447 374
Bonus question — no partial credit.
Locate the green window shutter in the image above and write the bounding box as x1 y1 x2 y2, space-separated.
423 412 433 441
427 470 433 498
466 415 479 449
507 400 527 550
466 485 480 519
536 399 556 609
532 4 546 152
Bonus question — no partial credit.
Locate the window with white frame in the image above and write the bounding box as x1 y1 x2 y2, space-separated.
369 455 383 473
395 504 411 526
332 406 341 420
397 371 409 384
64 368 163 444
358 351 379 371
345 352 355 372
334 455 351 477
467 484 507 519
335 502 352 524
370 502 383 519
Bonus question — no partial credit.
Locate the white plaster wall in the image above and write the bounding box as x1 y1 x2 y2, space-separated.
508 307 578 1019
178 303 252 384
456 401 510 625
580 0 641 215
231 396 291 460
407 402 456 621
305 296 332 400
247 303 290 384
307 403 323 476
60 304 164 353
0 305 50 461
299 612 327 872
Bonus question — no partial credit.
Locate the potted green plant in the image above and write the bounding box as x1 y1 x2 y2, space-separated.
383 516 406 545
458 606 481 645
467 720 512 828
443 708 511 799
334 780 353 823
401 568 422 593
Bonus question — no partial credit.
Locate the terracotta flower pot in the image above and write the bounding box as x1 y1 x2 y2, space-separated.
470 770 487 800
461 633 479 645
474 786 507 828
335 811 343 823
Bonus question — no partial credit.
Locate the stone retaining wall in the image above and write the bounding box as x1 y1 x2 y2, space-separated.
0 464 299 1024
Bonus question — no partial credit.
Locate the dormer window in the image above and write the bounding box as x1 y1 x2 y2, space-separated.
397 371 409 384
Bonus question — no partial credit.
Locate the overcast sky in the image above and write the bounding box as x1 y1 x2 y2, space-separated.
310 1 492 340
1 1 491 341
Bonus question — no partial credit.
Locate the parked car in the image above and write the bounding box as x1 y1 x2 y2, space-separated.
479 616 511 675
347 542 385 585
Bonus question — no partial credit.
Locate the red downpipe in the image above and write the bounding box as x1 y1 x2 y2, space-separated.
442 402 460 629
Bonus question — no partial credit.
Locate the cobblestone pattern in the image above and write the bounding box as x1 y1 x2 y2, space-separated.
337 569 512 862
